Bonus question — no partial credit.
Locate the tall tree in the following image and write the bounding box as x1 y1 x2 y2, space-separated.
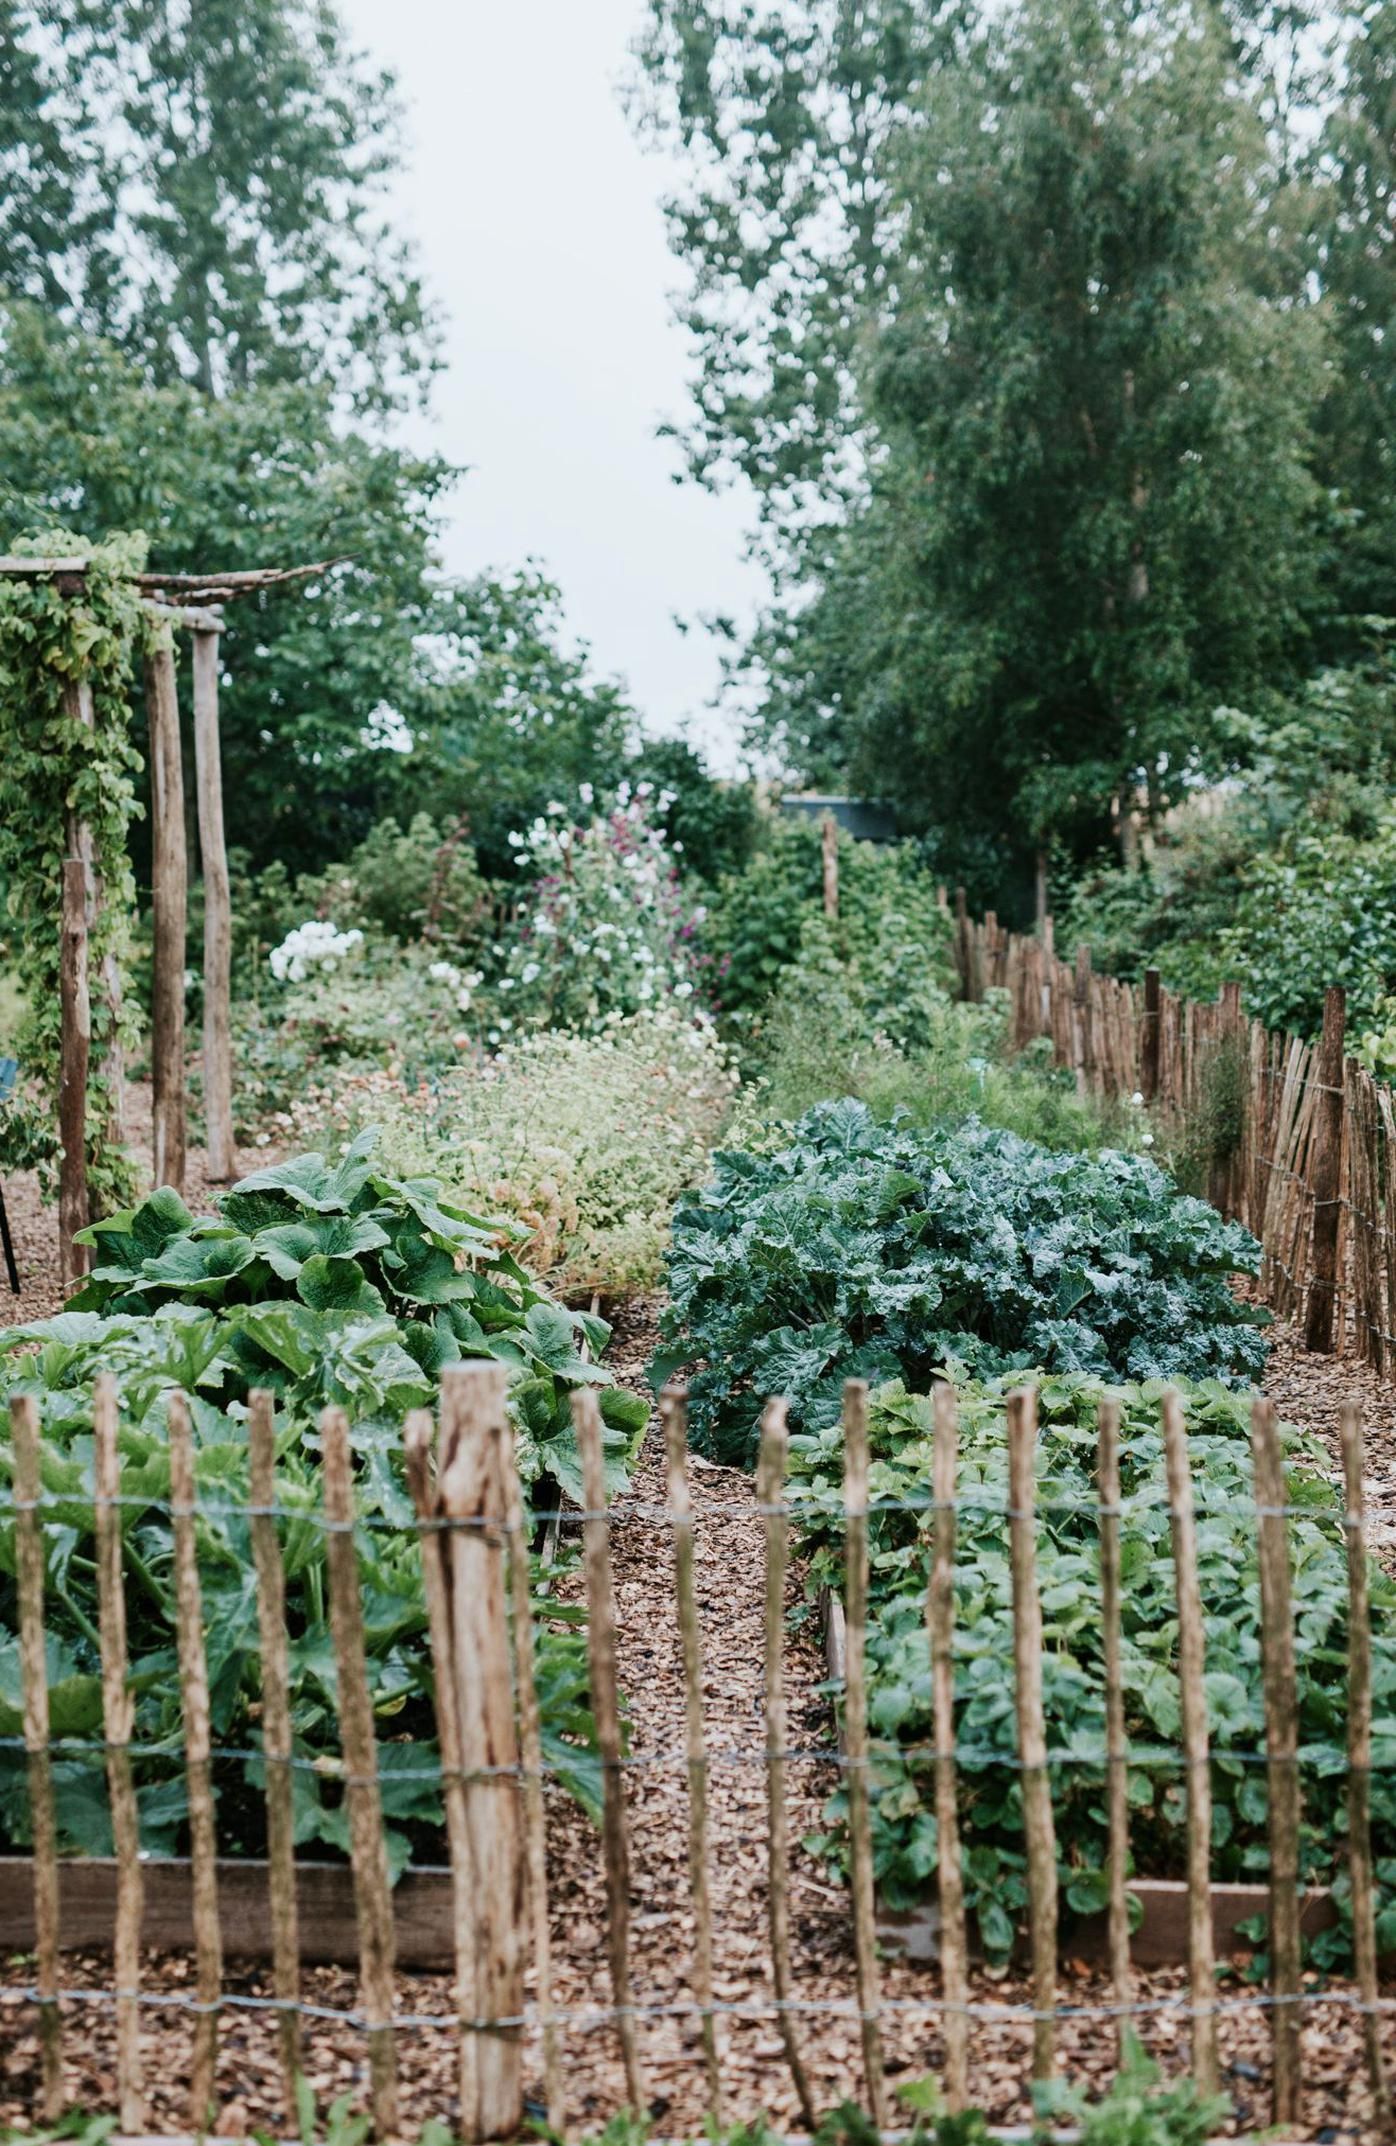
0 0 436 412
756 0 1325 862
1313 3 1396 627
0 307 635 872
630 0 966 569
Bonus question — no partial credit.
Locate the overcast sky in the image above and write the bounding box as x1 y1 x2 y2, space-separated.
335 0 762 770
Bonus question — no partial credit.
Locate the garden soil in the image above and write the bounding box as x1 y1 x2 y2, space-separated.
1 1202 1394 2136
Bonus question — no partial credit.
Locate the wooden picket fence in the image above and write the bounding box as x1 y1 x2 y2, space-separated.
952 900 1395 1362
3 1363 1393 2139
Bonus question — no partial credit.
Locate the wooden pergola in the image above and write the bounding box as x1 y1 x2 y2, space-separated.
0 553 340 1284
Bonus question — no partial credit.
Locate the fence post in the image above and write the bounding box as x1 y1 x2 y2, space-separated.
842 1379 887 2125
574 1386 647 2113
192 623 235 1181
757 1398 817 2127
1006 1387 1057 2084
11 1394 64 2119
1074 943 1095 1096
58 852 91 1286
1096 1398 1132 2057
927 1381 969 2110
247 1391 302 2103
1339 1403 1391 2130
321 1404 399 2139
404 1407 480 2135
1161 1390 1219 2098
93 1373 144 2131
145 634 187 1193
1141 968 1161 1103
822 810 839 919
1305 985 1347 1352
954 886 970 999
167 1393 223 2127
1250 1398 1302 2124
441 1364 526 2140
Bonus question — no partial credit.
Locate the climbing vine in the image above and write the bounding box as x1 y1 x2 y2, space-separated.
0 528 146 1211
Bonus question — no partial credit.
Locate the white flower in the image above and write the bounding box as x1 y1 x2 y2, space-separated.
429 960 461 986
507 830 523 847
456 989 473 1012
520 961 541 985
579 781 594 805
1131 1091 1144 1107
1141 1131 1155 1147
269 919 363 982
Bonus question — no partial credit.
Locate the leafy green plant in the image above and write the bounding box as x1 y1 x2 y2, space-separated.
788 1374 1396 1963
2 1130 647 1502
0 525 145 1210
0 1135 645 1867
701 818 953 1037
659 1101 1267 1464
0 1075 58 1189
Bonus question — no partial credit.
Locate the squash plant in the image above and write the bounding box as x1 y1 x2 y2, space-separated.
790 1374 1396 1964
0 1131 649 1863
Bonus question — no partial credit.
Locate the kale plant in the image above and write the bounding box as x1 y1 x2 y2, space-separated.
659 1102 1268 1464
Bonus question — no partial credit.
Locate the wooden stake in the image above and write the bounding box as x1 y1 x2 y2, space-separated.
574 1386 647 2113
246 1391 302 2101
405 1407 480 2135
1006 1386 1056 2083
1249 1398 1302 2123
93 1372 144 2130
756 1399 816 2127
842 1379 887 2124
1161 1389 1218 2097
320 1404 399 2138
1305 985 1346 1353
661 1385 722 2119
497 1417 565 2138
1141 969 1161 1104
12 1394 63 2117
439 1363 527 2140
1096 1398 1132 2056
1340 1403 1391 2132
822 810 839 919
1074 944 1094 1096
192 627 235 1181
145 637 187 1193
927 1381 968 2110
167 1391 221 2125
58 852 91 1288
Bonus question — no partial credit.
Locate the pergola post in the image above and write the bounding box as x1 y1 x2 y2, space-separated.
192 625 234 1182
145 637 187 1192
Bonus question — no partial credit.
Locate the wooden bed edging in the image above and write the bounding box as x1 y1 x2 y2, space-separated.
0 1856 458 1969
821 1593 1352 1969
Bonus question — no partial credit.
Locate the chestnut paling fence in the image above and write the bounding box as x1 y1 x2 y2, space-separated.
1 1362 1393 2140
953 903 1396 1365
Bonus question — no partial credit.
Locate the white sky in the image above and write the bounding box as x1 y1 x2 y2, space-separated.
336 0 762 771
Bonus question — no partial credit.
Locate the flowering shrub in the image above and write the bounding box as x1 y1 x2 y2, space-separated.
268 918 364 983
491 786 705 1037
302 1008 739 1297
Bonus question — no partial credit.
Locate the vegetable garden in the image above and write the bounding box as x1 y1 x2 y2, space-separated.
0 573 1395 2142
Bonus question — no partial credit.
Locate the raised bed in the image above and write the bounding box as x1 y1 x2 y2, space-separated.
822 1594 1346 1966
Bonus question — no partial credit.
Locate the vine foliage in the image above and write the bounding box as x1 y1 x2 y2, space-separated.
0 528 145 1209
